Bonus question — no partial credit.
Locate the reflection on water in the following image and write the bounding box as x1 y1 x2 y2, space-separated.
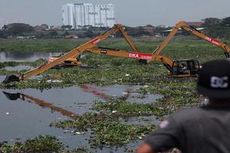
84 84 163 104
0 51 60 62
0 87 104 148
0 85 161 151
3 91 78 119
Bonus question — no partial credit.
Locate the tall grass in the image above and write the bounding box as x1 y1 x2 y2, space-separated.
0 37 229 63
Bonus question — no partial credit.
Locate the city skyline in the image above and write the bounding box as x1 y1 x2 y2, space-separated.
62 3 115 29
0 0 230 27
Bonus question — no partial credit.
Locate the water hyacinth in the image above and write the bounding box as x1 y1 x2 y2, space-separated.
0 37 220 150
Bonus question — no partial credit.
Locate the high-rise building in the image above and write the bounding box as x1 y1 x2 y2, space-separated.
62 3 115 29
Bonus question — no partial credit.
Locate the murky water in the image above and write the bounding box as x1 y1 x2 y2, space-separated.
0 51 161 151
0 83 161 151
0 88 95 148
83 84 163 104
0 51 60 62
0 76 5 82
122 116 160 126
3 65 34 71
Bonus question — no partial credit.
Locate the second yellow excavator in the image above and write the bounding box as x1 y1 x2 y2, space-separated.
153 21 230 58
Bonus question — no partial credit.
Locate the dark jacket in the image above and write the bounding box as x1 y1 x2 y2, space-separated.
145 105 230 153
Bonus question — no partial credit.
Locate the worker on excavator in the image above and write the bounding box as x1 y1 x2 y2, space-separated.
137 59 230 153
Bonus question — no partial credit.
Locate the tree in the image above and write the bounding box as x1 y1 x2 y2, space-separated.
4 23 34 36
202 17 230 38
62 31 70 37
61 25 72 30
0 30 7 38
221 17 230 27
202 17 221 27
48 30 58 38
84 29 94 37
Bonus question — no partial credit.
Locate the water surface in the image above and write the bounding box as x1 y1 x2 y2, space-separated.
0 51 60 62
0 84 161 151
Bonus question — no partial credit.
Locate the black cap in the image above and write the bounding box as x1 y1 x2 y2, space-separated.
197 59 230 99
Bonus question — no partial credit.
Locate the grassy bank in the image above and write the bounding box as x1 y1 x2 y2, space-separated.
0 39 86 52
0 37 229 61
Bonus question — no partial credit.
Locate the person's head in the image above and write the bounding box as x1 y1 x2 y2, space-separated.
197 59 230 103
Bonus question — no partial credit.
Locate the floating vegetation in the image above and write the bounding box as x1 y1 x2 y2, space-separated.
93 122 154 145
0 37 223 151
94 98 163 116
52 112 155 146
0 135 64 153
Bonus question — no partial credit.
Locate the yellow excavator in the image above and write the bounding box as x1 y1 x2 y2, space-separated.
155 21 230 58
84 21 230 77
3 21 230 83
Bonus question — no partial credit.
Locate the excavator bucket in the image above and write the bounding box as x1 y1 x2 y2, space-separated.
3 75 20 84
2 91 20 100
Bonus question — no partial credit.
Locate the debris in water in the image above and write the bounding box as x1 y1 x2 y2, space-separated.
122 91 129 96
63 130 70 133
46 79 63 83
75 131 84 135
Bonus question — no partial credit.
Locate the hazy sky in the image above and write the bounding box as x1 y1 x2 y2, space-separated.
0 0 229 27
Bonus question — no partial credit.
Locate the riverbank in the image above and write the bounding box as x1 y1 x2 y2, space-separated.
0 37 228 61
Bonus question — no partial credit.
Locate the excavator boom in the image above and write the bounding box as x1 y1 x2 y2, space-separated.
153 21 230 57
3 24 123 83
86 47 153 60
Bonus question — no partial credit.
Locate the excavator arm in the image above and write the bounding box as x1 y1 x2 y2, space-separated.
46 25 140 67
86 47 153 60
87 21 226 77
153 21 230 57
86 46 197 77
21 26 121 80
3 24 148 83
116 25 139 52
3 24 122 83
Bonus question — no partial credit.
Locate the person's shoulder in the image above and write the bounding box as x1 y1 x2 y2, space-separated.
175 107 203 115
171 107 204 122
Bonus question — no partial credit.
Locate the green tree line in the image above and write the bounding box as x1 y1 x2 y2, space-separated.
203 17 230 39
0 16 230 39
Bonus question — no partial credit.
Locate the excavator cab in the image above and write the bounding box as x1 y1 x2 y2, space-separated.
171 59 200 77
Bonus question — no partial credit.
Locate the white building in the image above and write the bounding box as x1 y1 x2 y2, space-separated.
62 3 115 29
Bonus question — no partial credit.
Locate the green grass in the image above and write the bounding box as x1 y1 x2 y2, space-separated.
0 37 229 62
0 39 86 52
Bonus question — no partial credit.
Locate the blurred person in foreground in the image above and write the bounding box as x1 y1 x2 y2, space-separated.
137 59 230 153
